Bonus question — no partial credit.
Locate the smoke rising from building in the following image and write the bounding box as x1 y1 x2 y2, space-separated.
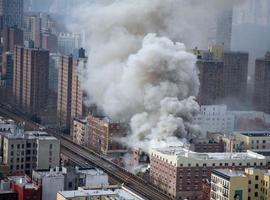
71 0 244 152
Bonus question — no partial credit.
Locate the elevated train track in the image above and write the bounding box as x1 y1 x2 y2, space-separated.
0 103 170 200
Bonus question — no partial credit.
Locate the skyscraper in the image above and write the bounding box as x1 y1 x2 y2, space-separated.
57 52 85 129
0 0 23 29
23 15 42 48
197 57 225 105
208 7 233 51
13 46 49 115
223 51 249 103
2 26 23 53
216 8 233 50
254 52 270 114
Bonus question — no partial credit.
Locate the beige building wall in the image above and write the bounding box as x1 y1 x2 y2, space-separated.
211 171 248 200
36 139 60 169
2 137 27 174
211 168 270 200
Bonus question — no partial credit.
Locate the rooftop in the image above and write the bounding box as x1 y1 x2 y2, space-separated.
213 169 245 179
0 117 15 125
58 189 116 198
238 131 270 137
8 176 38 189
152 146 265 160
3 131 58 140
34 167 105 177
58 187 141 200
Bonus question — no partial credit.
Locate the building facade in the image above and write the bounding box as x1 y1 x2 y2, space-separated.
8 176 42 200
194 46 249 108
197 59 225 105
57 55 84 129
0 0 23 29
72 118 88 147
194 105 235 136
1 131 60 174
150 147 266 200
211 168 270 200
223 51 249 105
2 52 14 92
23 15 42 48
88 115 127 156
32 166 108 200
2 26 23 53
254 52 270 114
57 32 81 55
13 46 49 115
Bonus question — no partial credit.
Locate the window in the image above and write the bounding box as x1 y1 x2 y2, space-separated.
249 180 251 184
68 182 73 188
17 144 20 149
255 192 258 197
255 176 259 180
50 144 53 149
255 184 258 189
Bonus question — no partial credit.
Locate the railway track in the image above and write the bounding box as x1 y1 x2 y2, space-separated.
0 103 171 200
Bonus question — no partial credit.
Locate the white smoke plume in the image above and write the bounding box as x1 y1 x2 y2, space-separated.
70 0 243 152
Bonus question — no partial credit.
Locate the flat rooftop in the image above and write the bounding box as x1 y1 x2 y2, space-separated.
3 131 58 140
212 169 245 181
35 167 105 176
239 131 270 137
152 146 265 160
58 189 116 198
58 188 141 200
8 176 37 189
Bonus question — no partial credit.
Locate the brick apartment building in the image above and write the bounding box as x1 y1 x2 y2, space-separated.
87 115 127 156
2 26 23 53
57 54 85 130
13 46 49 115
197 58 225 105
8 176 42 200
194 46 248 107
150 147 266 200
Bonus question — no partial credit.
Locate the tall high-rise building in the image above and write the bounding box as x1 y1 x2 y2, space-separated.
254 52 270 114
216 8 233 50
13 46 49 115
58 33 82 55
2 52 13 92
2 26 23 53
0 0 23 29
23 15 42 48
223 51 249 103
49 54 60 94
57 53 85 129
194 46 248 107
208 7 233 51
197 56 225 105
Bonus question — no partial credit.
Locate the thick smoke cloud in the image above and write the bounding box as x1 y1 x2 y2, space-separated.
71 0 243 152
